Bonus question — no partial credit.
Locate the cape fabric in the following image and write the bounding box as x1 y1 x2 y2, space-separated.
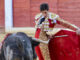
35 29 80 60
49 30 80 60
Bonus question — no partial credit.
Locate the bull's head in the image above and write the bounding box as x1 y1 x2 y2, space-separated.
15 32 50 60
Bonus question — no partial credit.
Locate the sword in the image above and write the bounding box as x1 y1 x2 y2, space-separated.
47 35 68 44
54 35 68 38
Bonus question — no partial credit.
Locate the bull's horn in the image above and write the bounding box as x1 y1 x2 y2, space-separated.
32 38 50 44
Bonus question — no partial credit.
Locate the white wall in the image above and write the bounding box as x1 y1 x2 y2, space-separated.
4 0 13 32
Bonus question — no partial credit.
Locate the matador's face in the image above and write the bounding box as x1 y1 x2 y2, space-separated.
41 10 48 18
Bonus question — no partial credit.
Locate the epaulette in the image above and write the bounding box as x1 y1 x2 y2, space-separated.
49 12 59 20
35 13 42 20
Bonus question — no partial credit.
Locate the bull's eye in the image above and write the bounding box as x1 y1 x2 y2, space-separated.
23 40 25 42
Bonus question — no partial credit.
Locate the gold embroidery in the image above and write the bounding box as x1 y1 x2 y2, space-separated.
57 18 78 31
39 29 51 60
35 13 59 31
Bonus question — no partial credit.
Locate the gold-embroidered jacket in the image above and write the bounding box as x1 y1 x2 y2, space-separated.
35 12 78 32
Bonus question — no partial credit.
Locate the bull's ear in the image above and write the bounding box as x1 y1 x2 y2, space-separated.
29 37 40 47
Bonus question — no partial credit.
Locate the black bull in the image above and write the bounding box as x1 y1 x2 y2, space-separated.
0 32 40 60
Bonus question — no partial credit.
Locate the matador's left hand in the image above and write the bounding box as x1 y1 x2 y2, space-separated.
76 28 80 35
